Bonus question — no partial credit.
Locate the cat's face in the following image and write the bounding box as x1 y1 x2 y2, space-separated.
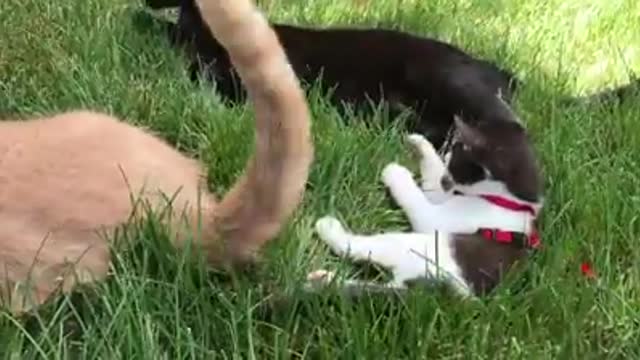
440 116 541 203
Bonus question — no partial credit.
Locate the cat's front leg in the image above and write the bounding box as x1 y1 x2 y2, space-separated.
381 163 440 233
381 165 477 234
406 134 451 204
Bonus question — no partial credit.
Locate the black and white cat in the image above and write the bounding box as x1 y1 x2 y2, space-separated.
138 0 638 150
138 0 519 149
306 112 543 297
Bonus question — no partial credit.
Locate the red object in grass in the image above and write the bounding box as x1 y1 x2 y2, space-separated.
580 262 596 279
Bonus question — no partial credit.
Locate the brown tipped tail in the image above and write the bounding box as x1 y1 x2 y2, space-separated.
194 0 313 264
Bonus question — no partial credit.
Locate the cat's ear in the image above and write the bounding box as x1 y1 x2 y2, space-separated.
454 115 486 148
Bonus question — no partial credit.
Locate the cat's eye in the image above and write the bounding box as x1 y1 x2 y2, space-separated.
462 143 471 152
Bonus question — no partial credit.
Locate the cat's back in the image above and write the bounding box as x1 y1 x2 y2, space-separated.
0 111 206 230
3 110 158 144
274 25 470 60
1 110 201 174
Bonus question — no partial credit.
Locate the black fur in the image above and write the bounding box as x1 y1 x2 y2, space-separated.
447 116 542 202
451 231 530 296
138 0 520 149
445 116 542 295
138 0 638 150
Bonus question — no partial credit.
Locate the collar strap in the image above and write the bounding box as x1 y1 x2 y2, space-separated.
478 194 537 215
477 194 541 249
479 228 541 249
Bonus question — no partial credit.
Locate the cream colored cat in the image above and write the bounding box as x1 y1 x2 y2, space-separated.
0 0 313 314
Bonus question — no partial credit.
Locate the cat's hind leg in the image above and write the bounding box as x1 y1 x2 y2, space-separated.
313 217 473 297
315 216 431 286
304 269 408 295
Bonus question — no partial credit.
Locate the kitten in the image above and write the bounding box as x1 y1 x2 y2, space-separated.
305 114 542 297
0 0 313 314
140 0 519 149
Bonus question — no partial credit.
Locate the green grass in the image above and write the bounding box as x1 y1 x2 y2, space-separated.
1 0 640 357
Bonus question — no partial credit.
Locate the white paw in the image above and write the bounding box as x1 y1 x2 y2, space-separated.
303 269 338 291
306 269 336 283
315 216 345 239
407 133 438 158
315 216 351 253
406 133 430 149
381 162 414 187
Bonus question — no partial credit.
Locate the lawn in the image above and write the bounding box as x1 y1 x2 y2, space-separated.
1 0 639 358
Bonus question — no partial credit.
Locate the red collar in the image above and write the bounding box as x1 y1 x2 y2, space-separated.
478 194 537 215
477 194 541 249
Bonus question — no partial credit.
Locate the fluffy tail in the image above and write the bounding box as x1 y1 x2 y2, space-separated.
560 76 639 107
194 0 314 264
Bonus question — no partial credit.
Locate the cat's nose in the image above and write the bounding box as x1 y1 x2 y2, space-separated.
440 175 454 191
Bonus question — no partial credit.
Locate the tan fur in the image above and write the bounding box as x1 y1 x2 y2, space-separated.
0 0 313 314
